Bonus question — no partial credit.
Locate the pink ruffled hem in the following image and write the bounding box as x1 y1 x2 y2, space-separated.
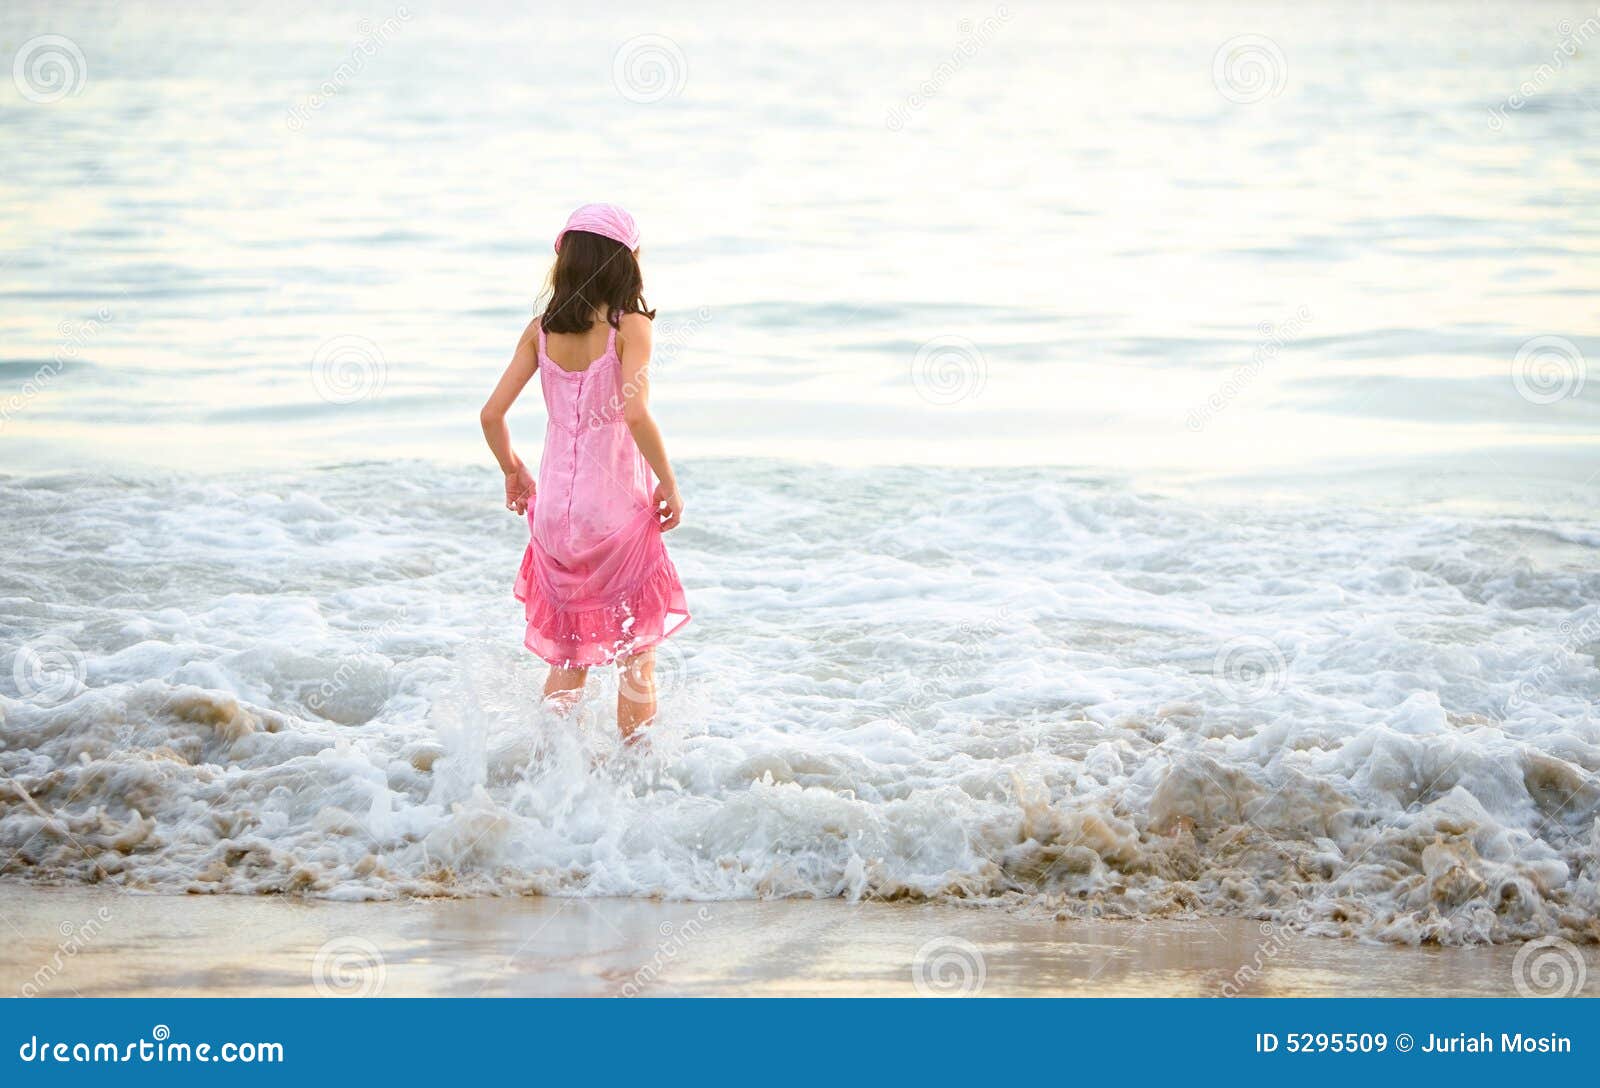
514 548 690 668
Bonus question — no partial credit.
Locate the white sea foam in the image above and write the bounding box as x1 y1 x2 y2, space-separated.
1 461 1595 945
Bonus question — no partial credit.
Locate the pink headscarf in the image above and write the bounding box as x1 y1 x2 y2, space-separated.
554 203 640 253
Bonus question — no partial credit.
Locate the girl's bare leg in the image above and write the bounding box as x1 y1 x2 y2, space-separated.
543 666 588 714
617 649 656 742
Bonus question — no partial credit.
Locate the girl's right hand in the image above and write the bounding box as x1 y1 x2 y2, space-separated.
654 482 683 532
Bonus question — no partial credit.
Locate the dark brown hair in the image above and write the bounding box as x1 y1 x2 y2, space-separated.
538 229 655 334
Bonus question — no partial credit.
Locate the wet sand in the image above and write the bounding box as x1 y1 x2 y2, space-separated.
4 884 1593 998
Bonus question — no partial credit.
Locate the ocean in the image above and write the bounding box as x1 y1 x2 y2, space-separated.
1 1 1597 947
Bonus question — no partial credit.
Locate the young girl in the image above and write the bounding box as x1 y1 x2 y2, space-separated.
479 203 689 741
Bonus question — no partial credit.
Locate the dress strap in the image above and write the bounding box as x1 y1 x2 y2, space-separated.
535 319 546 362
605 319 617 356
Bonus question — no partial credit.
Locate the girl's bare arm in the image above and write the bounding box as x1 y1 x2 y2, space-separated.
480 318 540 512
617 313 682 531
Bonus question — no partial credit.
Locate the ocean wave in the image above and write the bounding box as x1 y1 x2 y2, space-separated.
1 462 1596 945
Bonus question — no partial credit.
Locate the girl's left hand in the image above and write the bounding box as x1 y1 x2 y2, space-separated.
505 464 536 514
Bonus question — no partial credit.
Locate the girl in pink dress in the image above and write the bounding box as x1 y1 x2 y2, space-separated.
479 204 690 741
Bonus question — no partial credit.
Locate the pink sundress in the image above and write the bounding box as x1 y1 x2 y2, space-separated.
513 319 690 667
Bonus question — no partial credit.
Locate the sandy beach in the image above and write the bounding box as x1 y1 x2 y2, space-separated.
3 884 1593 998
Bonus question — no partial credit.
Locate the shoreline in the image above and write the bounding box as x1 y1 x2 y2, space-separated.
3 884 1593 998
